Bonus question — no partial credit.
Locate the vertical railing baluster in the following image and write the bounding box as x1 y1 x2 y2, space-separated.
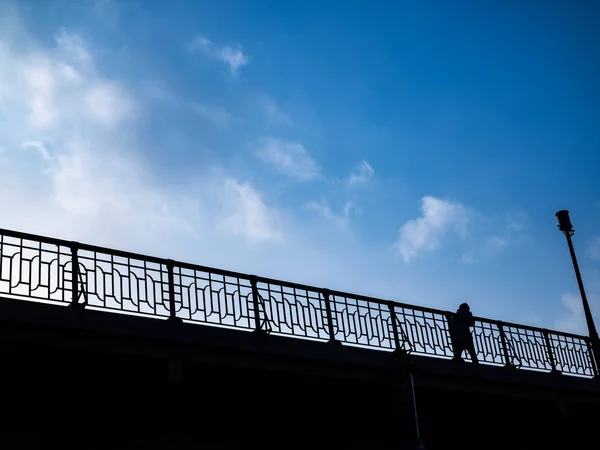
250 276 262 332
498 322 512 368
322 289 338 343
543 330 560 374
70 242 79 306
167 259 177 321
389 303 402 352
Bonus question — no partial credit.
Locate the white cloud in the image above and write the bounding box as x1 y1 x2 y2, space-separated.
0 20 276 256
256 138 321 181
1 29 134 131
554 265 600 335
348 160 374 186
22 140 53 161
305 199 358 230
84 82 135 126
55 28 92 65
221 179 282 243
189 34 248 75
0 28 193 248
459 210 529 264
394 196 469 262
554 293 594 335
588 236 600 261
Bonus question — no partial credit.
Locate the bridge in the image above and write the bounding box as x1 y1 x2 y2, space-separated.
0 227 599 449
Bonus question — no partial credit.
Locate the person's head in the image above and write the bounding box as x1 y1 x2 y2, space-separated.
459 302 470 312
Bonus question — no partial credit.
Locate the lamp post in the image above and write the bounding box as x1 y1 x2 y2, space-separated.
555 210 600 373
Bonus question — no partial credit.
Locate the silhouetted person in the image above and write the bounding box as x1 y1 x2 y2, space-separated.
450 303 479 363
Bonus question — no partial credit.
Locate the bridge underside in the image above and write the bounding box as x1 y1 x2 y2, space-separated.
1 297 599 449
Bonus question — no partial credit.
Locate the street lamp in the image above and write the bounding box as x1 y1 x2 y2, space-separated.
555 210 600 372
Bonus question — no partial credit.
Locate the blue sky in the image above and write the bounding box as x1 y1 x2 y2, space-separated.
1 0 599 333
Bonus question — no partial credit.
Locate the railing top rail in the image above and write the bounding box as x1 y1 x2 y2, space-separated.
472 315 588 340
0 227 588 341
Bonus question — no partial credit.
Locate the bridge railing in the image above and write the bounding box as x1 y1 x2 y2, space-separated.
0 228 597 378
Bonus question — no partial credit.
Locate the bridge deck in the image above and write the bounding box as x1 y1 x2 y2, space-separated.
1 295 599 449
0 226 597 380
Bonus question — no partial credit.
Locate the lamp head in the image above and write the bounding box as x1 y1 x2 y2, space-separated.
556 210 574 234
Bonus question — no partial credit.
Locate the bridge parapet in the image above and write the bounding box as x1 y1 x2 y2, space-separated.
0 227 597 378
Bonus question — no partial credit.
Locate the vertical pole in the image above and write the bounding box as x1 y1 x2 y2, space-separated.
167 259 177 321
498 322 512 367
565 232 599 341
323 289 337 343
543 330 560 374
250 276 262 332
389 303 402 351
70 242 79 306
409 373 421 443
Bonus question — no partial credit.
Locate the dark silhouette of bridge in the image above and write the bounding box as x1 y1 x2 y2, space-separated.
0 227 599 449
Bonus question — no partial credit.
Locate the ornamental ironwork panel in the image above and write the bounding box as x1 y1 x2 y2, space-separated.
547 332 596 377
329 293 395 350
0 234 72 305
172 265 254 330
77 248 170 317
255 280 329 340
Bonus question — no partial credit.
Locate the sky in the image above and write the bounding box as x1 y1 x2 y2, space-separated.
0 0 599 335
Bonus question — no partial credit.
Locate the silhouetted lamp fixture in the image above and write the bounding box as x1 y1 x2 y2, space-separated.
556 210 574 235
555 210 600 374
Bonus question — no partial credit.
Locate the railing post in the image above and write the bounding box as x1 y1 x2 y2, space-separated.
250 276 262 332
497 322 513 368
322 289 338 344
585 338 599 378
69 242 80 308
444 312 455 357
389 303 402 352
166 259 178 321
543 329 561 375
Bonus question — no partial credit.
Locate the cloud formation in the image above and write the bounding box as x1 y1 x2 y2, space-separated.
0 21 276 257
305 199 358 230
0 12 399 302
221 179 283 243
394 196 469 262
348 160 374 186
459 211 529 264
189 34 249 74
256 138 321 181
553 292 600 335
22 140 53 161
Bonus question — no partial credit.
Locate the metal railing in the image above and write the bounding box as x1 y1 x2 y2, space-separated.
0 227 597 378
